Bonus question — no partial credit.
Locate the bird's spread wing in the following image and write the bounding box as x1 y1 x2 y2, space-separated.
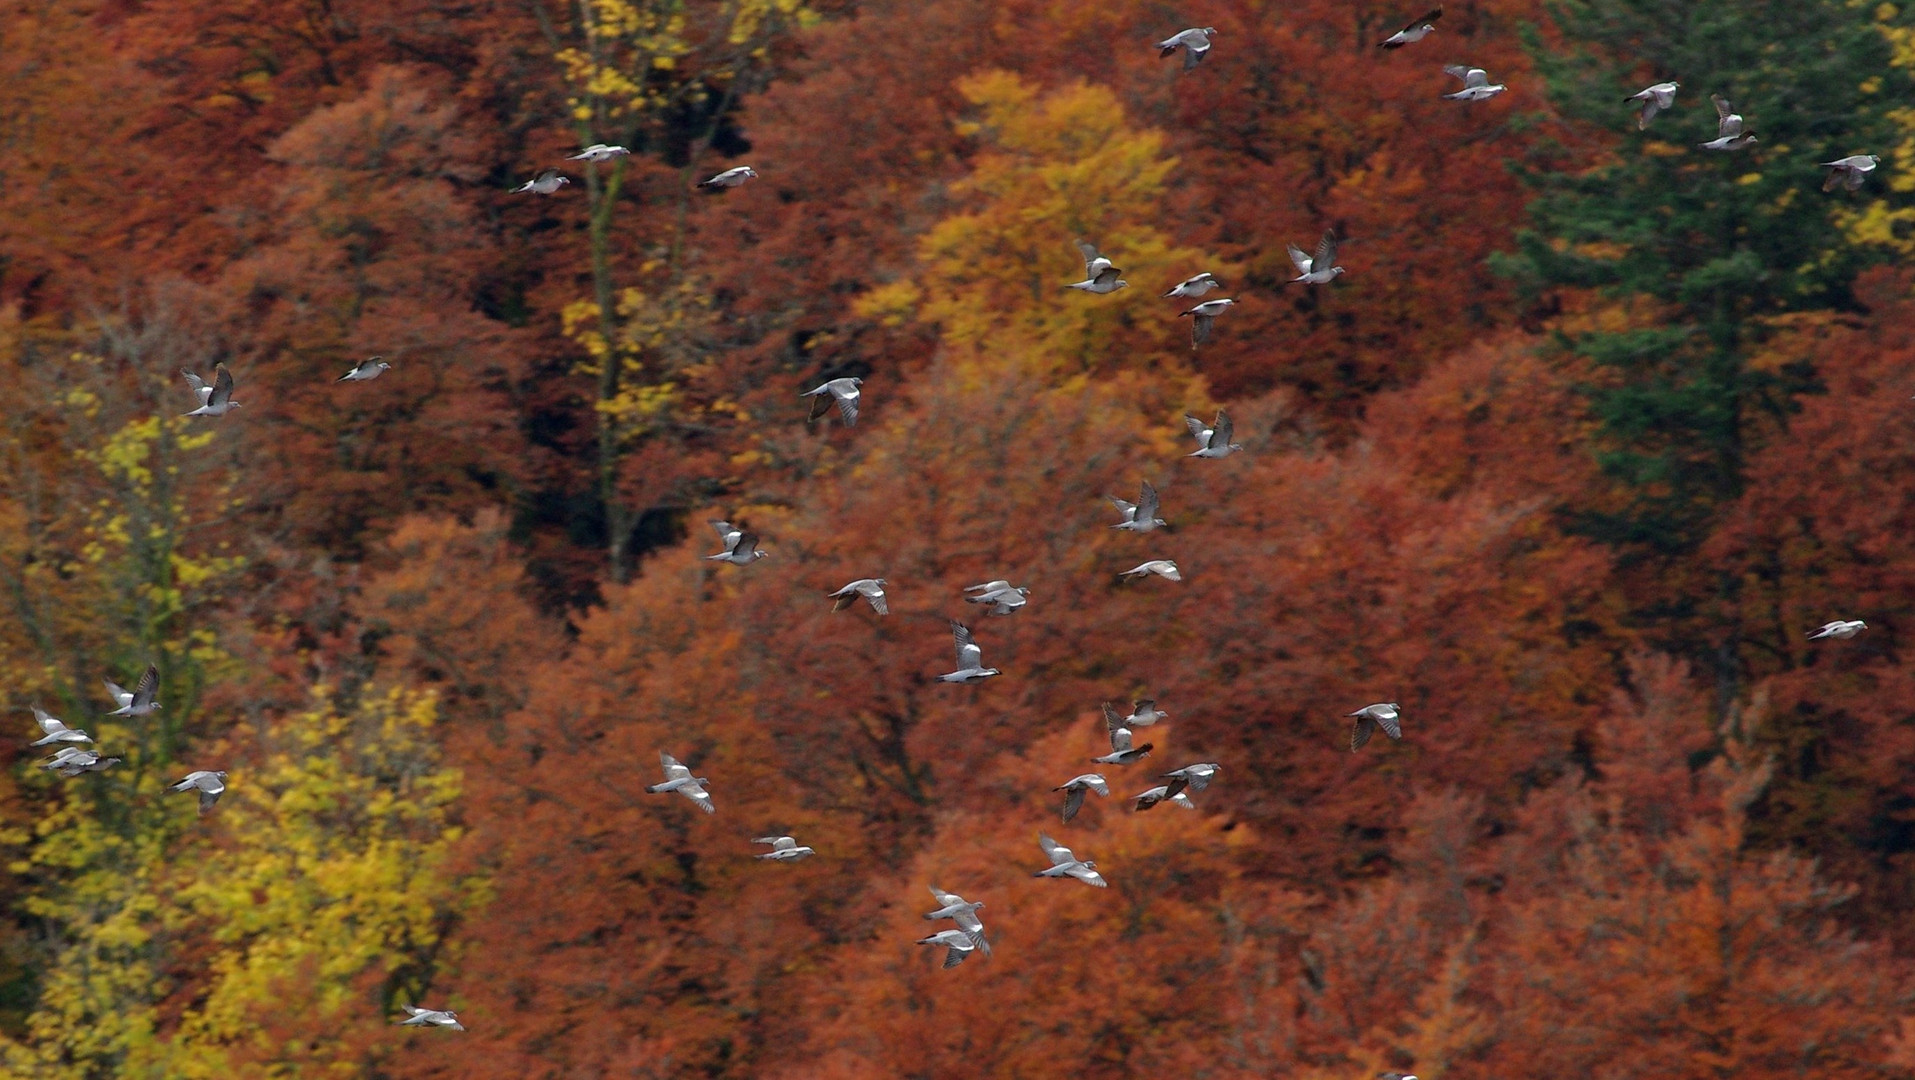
1109 723 1134 753
1074 240 1104 273
660 752 687 779
680 781 715 812
734 534 760 559
1444 64 1473 83
1464 68 1489 88
537 168 560 183
1136 481 1159 520
33 708 58 734
1376 711 1403 739
1192 314 1214 345
708 520 739 548
1287 243 1313 274
1403 7 1442 33
1184 414 1211 444
952 621 981 669
966 580 1010 595
1315 230 1339 269
1713 94 1733 121
1107 495 1137 517
1352 716 1376 750
1211 411 1234 447
1039 834 1073 865
181 369 209 394
1062 785 1086 822
1068 864 1107 887
209 366 234 406
833 387 859 426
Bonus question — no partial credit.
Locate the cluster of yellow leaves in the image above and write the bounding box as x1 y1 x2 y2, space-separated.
1839 10 1915 250
566 282 715 445
1 688 480 1078
556 0 691 121
857 72 1219 380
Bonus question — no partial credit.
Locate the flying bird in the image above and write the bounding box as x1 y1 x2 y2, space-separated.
916 928 984 968
1108 480 1166 532
1034 833 1107 887
827 578 889 615
698 166 758 189
1287 230 1345 285
513 168 570 194
568 144 632 163
1700 95 1757 150
1130 784 1197 812
1065 241 1128 294
963 580 1030 617
337 356 391 382
1161 761 1222 794
1093 705 1154 765
103 665 161 717
1625 82 1678 130
170 770 227 814
1378 7 1441 49
42 747 120 777
396 1006 465 1031
1157 26 1218 70
1349 703 1403 752
802 376 862 426
1163 272 1224 299
646 751 715 813
1124 700 1169 727
705 520 769 565
1821 154 1880 192
182 365 240 417
1052 773 1109 823
1186 410 1243 458
922 886 991 956
1807 620 1867 641
1118 559 1182 583
1180 297 1237 346
28 707 91 747
938 620 1002 684
752 835 816 861
1442 64 1507 101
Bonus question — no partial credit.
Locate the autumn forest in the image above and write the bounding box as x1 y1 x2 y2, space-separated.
4 0 1915 1075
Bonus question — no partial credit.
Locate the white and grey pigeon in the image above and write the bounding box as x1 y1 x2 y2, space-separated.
646 751 715 814
916 928 984 969
752 835 816 861
922 886 991 956
1034 832 1107 887
827 578 888 615
1093 705 1154 766
1130 784 1197 812
1161 761 1222 795
1124 699 1169 727
170 769 227 814
1118 559 1181 583
568 144 632 163
44 748 121 778
1064 240 1128 294
1186 410 1243 459
938 620 1001 684
181 365 240 418
963 580 1030 617
1180 297 1237 347
1822 155 1880 192
1808 620 1867 641
924 885 985 922
1442 64 1507 101
1162 272 1224 299
1052 772 1109 823
1625 82 1679 130
1349 703 1403 752
1700 95 1758 151
1108 480 1166 532
28 707 91 747
697 165 758 189
396 1006 465 1031
513 168 570 194
103 664 161 717
1157 26 1217 71
802 376 862 426
1287 230 1344 285
337 356 391 382
1378 8 1442 49
704 520 769 565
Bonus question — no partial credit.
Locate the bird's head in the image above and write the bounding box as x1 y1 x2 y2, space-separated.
376 361 392 372
849 376 864 386
1331 267 1347 278
1115 280 1130 290
1082 859 1098 869
984 668 1002 677
1203 26 1217 35
1016 587 1031 598
743 167 759 178
558 176 573 187
874 577 887 585
1870 155 1883 165
1857 620 1870 629
753 549 771 560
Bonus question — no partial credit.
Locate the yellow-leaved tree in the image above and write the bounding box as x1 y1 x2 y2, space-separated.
857 71 1221 380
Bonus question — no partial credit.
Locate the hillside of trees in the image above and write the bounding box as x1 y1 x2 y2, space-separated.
3 0 1915 1075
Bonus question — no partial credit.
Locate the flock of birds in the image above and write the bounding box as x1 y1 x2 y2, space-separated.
17 4 1882 1054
